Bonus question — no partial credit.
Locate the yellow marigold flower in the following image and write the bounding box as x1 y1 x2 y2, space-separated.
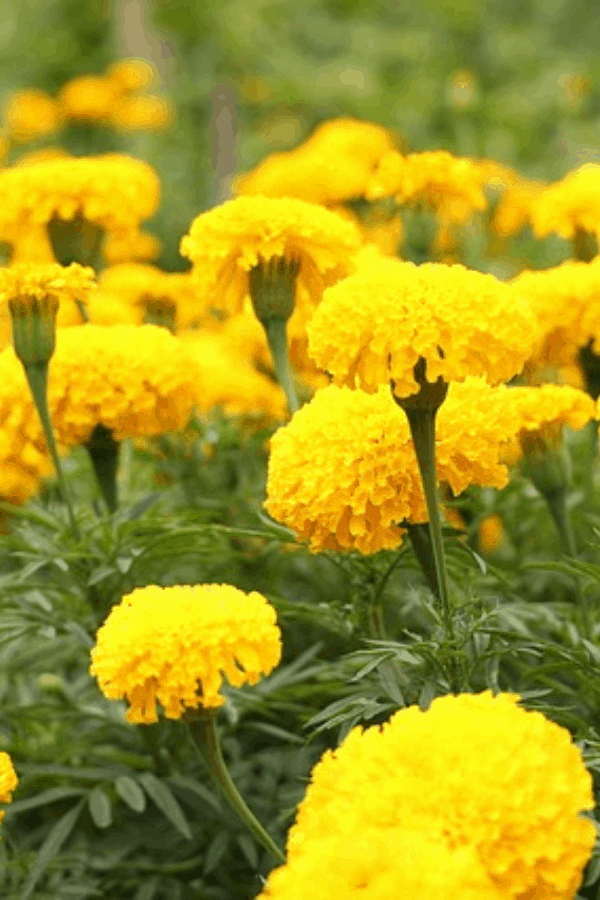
90 583 282 723
0 262 94 347
265 379 518 554
105 58 156 93
258 692 595 900
513 260 600 369
102 229 161 265
3 89 63 142
0 154 161 240
96 263 206 329
308 257 537 397
493 175 546 239
0 751 17 835
478 513 505 554
366 149 489 225
182 331 286 421
110 94 173 131
532 163 600 240
58 74 122 121
180 196 360 316
235 118 395 205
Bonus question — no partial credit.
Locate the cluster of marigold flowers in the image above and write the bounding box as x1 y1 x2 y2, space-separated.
0 106 599 897
0 58 172 163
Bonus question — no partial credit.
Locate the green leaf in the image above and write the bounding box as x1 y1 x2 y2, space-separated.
168 775 223 815
6 786 85 816
20 800 84 899
237 832 259 868
88 786 112 828
134 876 160 900
139 773 192 839
115 775 146 813
204 830 230 873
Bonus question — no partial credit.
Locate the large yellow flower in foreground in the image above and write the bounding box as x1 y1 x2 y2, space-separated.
0 262 95 347
308 257 537 396
532 163 600 240
0 752 17 836
257 692 595 900
90 584 282 723
513 260 600 369
266 379 518 554
180 196 361 316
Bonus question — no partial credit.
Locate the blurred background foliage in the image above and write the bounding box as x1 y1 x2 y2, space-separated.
3 0 600 268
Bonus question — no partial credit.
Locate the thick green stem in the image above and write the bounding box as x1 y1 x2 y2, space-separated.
85 424 120 513
403 406 451 629
406 522 440 600
185 711 286 865
24 364 79 539
263 317 299 415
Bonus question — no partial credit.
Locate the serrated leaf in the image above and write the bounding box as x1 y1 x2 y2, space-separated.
87 566 117 586
139 773 192 839
88 787 112 828
115 775 146 813
21 801 84 899
379 665 405 706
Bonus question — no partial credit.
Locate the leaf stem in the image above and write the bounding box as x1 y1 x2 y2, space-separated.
263 317 299 415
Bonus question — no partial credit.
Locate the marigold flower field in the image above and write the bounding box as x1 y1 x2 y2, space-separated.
3 1 600 897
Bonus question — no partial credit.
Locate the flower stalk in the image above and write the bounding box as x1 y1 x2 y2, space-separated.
185 709 286 865
85 423 120 513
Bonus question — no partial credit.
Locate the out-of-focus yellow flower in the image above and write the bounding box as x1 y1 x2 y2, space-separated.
0 262 94 347
235 118 396 205
90 583 282 723
58 75 122 122
106 58 156 93
180 195 360 316
96 263 206 330
308 257 537 397
0 751 17 836
102 229 161 265
450 69 476 107
492 175 546 239
532 163 600 241
266 379 520 554
257 692 595 900
3 89 63 142
330 203 403 257
110 94 173 132
478 513 505 554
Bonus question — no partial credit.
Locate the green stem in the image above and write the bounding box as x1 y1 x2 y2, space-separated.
262 317 299 415
402 406 451 630
85 424 120 513
24 364 80 539
405 522 440 600
185 711 286 865
544 487 577 558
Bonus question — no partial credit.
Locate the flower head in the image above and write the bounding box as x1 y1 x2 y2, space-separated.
110 94 173 132
532 163 600 240
96 263 206 330
58 75 122 122
308 257 537 397
0 751 17 835
90 583 282 723
106 58 156 93
258 692 595 900
180 196 360 316
4 89 63 142
265 379 519 554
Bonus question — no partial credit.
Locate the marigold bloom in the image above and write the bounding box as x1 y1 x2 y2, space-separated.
478 513 505 554
513 260 600 369
493 175 546 239
0 751 17 835
58 75 122 121
96 263 206 329
180 196 360 316
265 379 518 554
110 94 173 131
235 118 395 205
90 583 282 723
106 58 156 93
308 257 536 397
0 262 95 347
0 155 161 258
258 692 595 900
3 89 63 142
102 229 161 265
532 163 600 240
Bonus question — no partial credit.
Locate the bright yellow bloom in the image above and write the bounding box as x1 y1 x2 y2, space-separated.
532 163 600 240
265 379 518 554
0 262 95 346
308 257 537 397
493 175 546 239
3 89 63 142
0 751 17 836
0 155 161 256
235 118 395 205
478 513 505 554
258 692 595 900
102 229 161 265
180 196 360 316
96 263 207 329
513 260 600 369
110 94 173 131
58 75 122 121
90 583 282 723
366 149 489 225
106 58 156 93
